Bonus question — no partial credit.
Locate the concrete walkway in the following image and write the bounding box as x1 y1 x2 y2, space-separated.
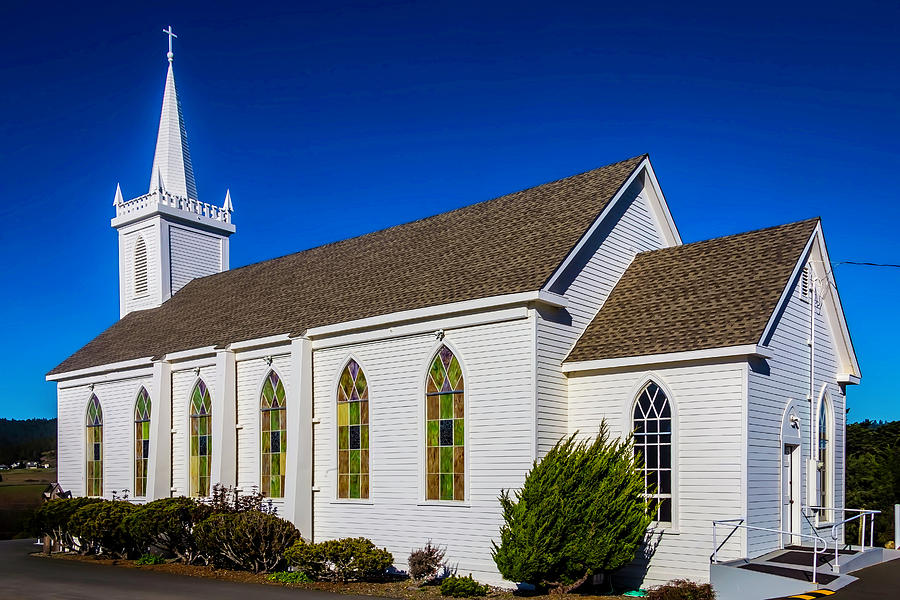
0 539 385 600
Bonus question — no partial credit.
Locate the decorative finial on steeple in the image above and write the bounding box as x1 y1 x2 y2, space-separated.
113 183 124 206
163 25 177 63
223 189 234 213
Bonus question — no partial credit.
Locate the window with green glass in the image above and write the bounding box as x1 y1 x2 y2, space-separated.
134 387 151 497
425 346 464 501
189 380 212 497
337 359 369 499
260 370 286 498
85 394 103 497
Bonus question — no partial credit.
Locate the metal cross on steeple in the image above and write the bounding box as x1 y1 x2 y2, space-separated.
163 26 177 62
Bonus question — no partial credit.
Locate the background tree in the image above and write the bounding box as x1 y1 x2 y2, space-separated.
492 422 652 593
845 420 900 545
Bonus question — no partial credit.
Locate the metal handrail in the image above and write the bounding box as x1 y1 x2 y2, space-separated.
712 519 828 584
805 506 880 569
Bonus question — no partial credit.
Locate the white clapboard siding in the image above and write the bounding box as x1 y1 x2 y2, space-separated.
747 261 846 556
313 317 534 585
56 376 152 498
171 364 217 497
567 362 746 586
122 224 160 315
169 225 222 294
536 187 666 456
236 351 291 512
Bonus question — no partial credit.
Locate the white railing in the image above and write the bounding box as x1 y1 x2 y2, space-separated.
712 518 828 584
805 506 880 570
115 190 231 223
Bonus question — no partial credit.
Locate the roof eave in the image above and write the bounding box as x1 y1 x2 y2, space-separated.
562 344 771 373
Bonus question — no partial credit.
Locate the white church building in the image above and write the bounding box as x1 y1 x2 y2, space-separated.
49 37 861 587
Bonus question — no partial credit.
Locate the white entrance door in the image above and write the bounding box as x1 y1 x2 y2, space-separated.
782 444 800 545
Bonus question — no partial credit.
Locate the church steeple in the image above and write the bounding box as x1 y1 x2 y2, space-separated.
147 26 197 200
111 27 234 319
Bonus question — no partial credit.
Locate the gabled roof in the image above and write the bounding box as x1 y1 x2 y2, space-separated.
50 155 646 376
565 218 820 364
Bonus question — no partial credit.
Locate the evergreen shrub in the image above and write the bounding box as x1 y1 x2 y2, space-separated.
124 497 211 564
491 422 652 592
439 574 488 597
267 571 313 583
68 500 139 558
32 497 103 552
136 553 165 565
285 537 394 582
195 510 299 573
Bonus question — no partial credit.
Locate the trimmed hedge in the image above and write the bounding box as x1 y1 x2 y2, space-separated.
32 497 103 552
195 510 300 572
440 574 489 597
124 497 212 564
68 501 139 558
285 537 394 582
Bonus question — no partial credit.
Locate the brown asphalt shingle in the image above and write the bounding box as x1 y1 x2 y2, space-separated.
565 218 819 363
50 155 646 376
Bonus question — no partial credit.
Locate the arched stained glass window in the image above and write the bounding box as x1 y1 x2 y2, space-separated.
85 394 103 497
425 346 464 501
190 380 212 497
134 387 151 497
261 371 286 498
818 396 832 509
337 359 369 499
633 382 672 523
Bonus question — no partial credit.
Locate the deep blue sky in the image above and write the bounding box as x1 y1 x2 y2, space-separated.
1 1 897 421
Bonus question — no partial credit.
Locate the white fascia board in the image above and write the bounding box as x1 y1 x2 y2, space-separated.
813 224 862 378
836 373 861 385
757 228 818 348
562 344 770 373
311 306 529 351
229 334 292 352
46 356 154 382
757 223 861 379
543 157 681 292
163 345 219 363
642 159 683 246
303 290 564 340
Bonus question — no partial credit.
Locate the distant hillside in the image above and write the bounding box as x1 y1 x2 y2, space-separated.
0 418 56 465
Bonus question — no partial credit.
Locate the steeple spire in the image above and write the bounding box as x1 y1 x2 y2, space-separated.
148 26 198 200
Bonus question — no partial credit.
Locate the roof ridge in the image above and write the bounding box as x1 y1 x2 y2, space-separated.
636 217 819 257
183 154 649 283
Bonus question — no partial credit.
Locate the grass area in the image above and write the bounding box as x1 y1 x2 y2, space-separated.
0 468 56 539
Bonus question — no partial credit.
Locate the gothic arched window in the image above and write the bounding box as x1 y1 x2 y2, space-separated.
85 394 103 497
818 395 832 509
425 346 464 501
633 381 673 523
134 387 151 497
189 380 212 497
134 236 148 297
337 359 369 499
260 371 286 498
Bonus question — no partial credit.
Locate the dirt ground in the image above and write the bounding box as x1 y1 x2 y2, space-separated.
45 552 629 600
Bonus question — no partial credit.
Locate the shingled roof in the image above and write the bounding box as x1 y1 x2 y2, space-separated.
565 218 819 364
50 155 646 376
